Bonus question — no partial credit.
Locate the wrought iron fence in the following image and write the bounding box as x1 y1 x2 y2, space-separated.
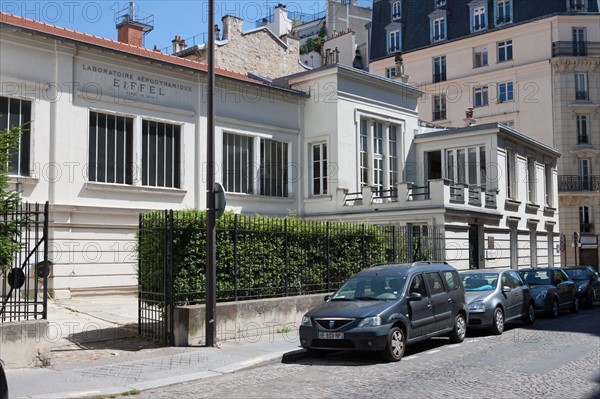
558 175 600 192
138 211 445 345
0 202 49 322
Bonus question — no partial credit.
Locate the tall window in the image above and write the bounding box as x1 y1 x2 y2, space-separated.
0 96 31 176
389 125 399 191
576 114 590 144
358 119 400 194
579 206 592 232
392 1 402 20
311 143 327 196
433 55 446 83
544 163 554 207
472 5 487 32
223 133 254 194
506 147 517 200
431 17 446 42
527 157 537 204
446 146 486 186
575 72 588 100
389 30 401 53
474 86 489 107
497 40 513 62
578 158 591 190
495 0 512 25
88 111 133 184
572 28 586 56
260 139 288 197
141 120 181 188
433 94 447 120
498 82 514 103
473 46 488 67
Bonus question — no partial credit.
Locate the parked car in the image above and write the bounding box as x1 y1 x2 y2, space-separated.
519 268 579 317
460 269 535 335
564 266 600 309
299 262 468 362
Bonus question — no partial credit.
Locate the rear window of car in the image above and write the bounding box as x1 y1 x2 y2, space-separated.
425 272 446 295
442 271 460 291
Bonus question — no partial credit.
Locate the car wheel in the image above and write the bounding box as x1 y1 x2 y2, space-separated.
381 327 405 362
522 301 535 325
550 298 560 318
448 314 466 343
489 307 504 335
571 295 580 313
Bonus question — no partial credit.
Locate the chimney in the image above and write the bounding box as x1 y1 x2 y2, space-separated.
464 108 477 127
115 2 153 47
222 15 244 41
171 35 187 54
392 52 409 83
214 24 221 41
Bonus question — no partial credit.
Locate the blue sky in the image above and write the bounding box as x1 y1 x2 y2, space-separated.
1 1 372 51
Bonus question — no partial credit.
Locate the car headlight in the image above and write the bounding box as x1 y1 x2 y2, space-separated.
301 315 312 327
535 290 548 302
577 284 586 292
357 316 382 328
468 300 487 312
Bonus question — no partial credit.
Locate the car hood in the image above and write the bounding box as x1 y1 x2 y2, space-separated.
306 300 395 319
466 291 494 303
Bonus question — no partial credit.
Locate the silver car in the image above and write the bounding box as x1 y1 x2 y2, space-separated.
460 270 536 335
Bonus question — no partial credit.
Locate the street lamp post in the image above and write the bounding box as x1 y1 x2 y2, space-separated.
205 0 217 347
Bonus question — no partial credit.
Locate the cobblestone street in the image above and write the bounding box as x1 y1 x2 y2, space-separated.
137 306 600 399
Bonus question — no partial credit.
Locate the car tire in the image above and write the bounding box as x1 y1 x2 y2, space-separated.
550 298 560 318
571 295 580 313
489 307 505 335
448 314 466 344
381 327 405 362
522 301 535 325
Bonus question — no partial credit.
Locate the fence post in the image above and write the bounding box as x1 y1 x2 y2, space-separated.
138 212 142 337
326 221 330 292
362 224 366 269
42 201 49 320
167 209 174 346
234 214 238 301
162 210 169 346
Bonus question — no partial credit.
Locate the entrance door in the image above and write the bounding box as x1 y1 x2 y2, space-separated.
469 224 480 269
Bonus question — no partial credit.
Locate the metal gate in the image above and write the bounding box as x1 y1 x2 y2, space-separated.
0 202 49 322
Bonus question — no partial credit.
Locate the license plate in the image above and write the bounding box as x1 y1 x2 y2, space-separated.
318 332 344 339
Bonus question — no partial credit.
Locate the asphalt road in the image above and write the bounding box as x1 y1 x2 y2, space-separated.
136 305 600 399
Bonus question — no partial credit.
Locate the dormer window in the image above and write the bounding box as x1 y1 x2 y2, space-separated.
429 9 448 43
568 0 587 12
435 0 447 7
392 1 402 20
469 1 488 33
495 0 513 26
388 29 401 53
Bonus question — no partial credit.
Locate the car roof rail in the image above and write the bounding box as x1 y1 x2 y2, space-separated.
410 261 449 267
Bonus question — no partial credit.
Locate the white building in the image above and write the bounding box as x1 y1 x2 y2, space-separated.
0 11 559 298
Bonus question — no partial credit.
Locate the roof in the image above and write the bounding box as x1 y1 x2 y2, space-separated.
0 12 262 86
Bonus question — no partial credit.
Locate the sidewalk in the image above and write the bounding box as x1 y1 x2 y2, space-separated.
5 294 304 399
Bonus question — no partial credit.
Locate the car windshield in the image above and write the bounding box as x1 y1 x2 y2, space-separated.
461 273 498 291
331 275 407 301
520 270 551 286
565 269 586 280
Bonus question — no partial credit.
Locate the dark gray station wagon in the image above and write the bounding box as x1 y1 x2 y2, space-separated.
299 262 469 362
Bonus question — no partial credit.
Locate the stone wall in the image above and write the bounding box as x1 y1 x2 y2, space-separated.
0 320 51 368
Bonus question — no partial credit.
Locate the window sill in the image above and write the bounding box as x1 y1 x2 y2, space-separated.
85 182 187 196
304 195 333 203
9 175 39 186
504 198 521 208
226 192 295 203
544 206 557 214
525 202 540 213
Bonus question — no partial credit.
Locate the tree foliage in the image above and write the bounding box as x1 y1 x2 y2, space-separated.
0 124 24 272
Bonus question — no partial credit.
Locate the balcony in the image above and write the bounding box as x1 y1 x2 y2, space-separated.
575 91 589 101
577 134 591 145
558 175 600 192
552 42 600 57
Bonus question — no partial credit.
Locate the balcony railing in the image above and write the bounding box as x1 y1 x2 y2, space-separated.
575 91 589 101
433 72 447 83
552 41 600 57
558 175 600 192
433 110 447 121
577 134 591 145
496 16 512 25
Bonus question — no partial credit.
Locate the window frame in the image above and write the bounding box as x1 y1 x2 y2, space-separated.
310 142 328 197
432 94 447 121
471 4 487 33
576 114 590 144
392 1 402 20
0 96 32 177
474 86 489 107
141 119 182 189
526 156 537 205
505 147 517 200
494 0 513 26
222 132 255 194
575 72 588 100
498 82 514 103
497 40 513 62
579 205 592 232
388 29 401 54
473 46 489 68
433 55 447 83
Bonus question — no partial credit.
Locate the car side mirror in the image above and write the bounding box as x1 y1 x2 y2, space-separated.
408 292 422 301
324 294 332 302
501 286 512 293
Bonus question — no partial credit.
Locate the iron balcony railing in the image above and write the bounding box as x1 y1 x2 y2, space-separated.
558 175 600 192
575 91 589 101
552 41 600 57
433 72 447 83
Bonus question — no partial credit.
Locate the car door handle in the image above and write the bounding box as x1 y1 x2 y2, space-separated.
427 304 432 309
447 298 453 303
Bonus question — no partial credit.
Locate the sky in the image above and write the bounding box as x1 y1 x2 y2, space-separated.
1 1 372 52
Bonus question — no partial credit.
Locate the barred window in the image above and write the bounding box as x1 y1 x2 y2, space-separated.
88 111 133 184
260 139 288 197
0 96 31 176
223 132 254 194
142 120 181 188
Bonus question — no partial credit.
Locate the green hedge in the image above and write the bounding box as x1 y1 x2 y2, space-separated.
138 210 412 304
